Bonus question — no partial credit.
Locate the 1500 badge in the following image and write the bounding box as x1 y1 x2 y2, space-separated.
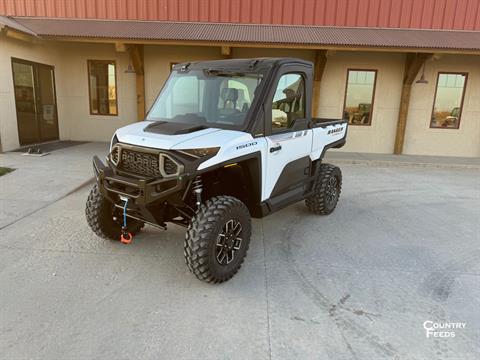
236 141 258 150
328 127 344 135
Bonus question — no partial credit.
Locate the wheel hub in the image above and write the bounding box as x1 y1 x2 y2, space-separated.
216 219 243 265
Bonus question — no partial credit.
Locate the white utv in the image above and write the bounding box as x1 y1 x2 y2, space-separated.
86 58 348 283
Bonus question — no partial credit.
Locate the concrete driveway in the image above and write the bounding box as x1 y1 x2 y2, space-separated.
0 164 478 359
0 142 108 229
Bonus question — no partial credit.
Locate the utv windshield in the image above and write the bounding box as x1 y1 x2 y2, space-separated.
146 69 264 130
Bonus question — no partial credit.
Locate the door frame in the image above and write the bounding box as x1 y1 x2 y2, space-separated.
11 57 59 146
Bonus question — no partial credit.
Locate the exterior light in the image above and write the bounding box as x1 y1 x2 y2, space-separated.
416 63 428 84
124 63 136 74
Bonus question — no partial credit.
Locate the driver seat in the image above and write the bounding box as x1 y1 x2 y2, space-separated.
220 88 239 116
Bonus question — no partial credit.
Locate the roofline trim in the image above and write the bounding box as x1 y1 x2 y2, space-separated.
42 35 480 55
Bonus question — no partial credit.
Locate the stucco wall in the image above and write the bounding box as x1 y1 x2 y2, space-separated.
54 42 136 143
0 36 478 157
403 54 480 157
0 36 137 149
316 51 405 154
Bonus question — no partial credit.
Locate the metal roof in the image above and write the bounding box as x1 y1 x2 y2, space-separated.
5 17 480 52
1 0 479 31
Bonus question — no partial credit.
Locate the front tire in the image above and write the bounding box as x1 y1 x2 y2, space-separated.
305 163 342 215
184 196 251 283
85 184 143 240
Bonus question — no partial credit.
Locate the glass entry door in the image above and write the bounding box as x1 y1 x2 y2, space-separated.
12 58 59 146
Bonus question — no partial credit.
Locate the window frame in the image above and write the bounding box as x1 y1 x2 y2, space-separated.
87 59 118 116
342 68 378 127
269 71 307 134
429 71 468 130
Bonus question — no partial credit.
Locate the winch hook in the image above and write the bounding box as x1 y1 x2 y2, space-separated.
120 198 133 244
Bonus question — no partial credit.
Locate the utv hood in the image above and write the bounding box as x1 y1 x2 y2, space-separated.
115 121 221 149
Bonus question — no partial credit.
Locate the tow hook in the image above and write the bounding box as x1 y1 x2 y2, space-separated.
120 198 133 244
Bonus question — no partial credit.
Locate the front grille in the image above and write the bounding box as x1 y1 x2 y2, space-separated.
111 146 119 164
110 145 182 178
119 149 161 177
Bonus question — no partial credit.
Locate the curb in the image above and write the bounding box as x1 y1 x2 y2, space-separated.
324 158 480 170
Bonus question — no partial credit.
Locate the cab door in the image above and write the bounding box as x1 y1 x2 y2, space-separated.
263 70 313 204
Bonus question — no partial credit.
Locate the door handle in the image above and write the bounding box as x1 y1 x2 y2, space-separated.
270 145 282 153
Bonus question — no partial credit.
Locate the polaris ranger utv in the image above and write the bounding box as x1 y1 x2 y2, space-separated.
86 58 347 283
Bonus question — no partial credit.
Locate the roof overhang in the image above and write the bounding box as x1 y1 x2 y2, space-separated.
3 16 480 55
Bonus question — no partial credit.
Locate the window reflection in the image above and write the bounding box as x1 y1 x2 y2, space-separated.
271 73 305 132
344 70 376 126
88 60 118 115
430 73 467 129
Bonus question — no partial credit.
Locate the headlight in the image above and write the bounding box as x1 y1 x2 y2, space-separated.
178 147 220 159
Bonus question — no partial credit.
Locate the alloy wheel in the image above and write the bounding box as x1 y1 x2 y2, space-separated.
215 219 243 265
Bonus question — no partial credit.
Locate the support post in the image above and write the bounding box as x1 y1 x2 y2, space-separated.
128 44 145 121
393 52 432 154
115 42 127 52
312 50 328 118
221 46 232 58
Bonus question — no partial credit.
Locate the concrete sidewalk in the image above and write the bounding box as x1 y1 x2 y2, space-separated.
325 151 480 170
0 142 108 229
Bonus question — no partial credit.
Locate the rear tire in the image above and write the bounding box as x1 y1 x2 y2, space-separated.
184 196 251 283
85 184 144 240
305 163 342 215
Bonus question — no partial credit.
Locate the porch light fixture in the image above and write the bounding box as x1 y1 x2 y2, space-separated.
416 63 428 84
124 62 136 74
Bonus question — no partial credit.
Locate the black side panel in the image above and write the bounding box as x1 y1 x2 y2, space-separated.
198 151 263 216
267 187 305 213
270 156 311 198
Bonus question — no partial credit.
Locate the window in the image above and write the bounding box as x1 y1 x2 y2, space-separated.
146 69 263 130
88 60 117 115
430 73 467 129
167 75 205 117
343 69 377 126
271 73 305 132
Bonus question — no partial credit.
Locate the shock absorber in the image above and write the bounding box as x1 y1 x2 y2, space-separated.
192 176 203 209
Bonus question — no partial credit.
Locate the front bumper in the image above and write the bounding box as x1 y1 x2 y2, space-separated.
93 156 186 205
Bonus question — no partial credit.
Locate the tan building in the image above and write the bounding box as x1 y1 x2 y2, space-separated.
0 6 479 157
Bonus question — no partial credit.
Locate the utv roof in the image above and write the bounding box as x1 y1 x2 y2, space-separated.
172 58 312 72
